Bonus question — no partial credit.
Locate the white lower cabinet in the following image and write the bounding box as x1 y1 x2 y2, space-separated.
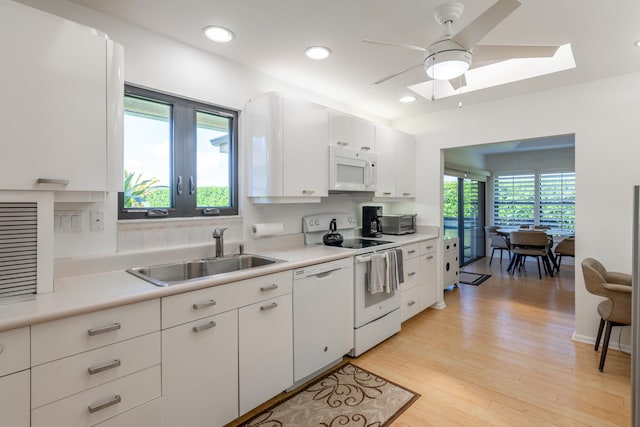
93 398 163 427
31 365 161 427
239 293 293 415
400 239 440 321
422 241 439 307
162 310 239 427
0 370 30 427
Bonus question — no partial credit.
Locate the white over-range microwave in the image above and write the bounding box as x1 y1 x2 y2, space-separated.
329 145 377 192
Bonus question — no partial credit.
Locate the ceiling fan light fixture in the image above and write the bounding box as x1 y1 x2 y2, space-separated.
203 26 234 43
425 49 471 80
305 46 331 60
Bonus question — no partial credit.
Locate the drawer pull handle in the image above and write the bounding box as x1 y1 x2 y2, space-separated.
88 359 121 375
403 192 411 196
408 272 416 277
260 284 278 292
426 245 434 250
337 141 348 146
408 300 416 306
360 146 371 151
383 192 392 195
88 323 121 337
88 394 121 413
407 250 416 255
260 302 278 311
193 299 216 310
37 178 69 186
0 344 3 354
302 190 315 195
192 321 216 333
426 255 434 260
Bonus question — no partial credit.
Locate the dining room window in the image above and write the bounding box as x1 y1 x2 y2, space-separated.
492 171 575 231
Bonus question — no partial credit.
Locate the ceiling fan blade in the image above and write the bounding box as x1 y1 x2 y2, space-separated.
449 74 467 91
373 63 424 85
362 39 426 52
452 0 521 50
473 44 560 62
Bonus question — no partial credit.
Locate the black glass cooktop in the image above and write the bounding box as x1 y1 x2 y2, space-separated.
332 238 394 249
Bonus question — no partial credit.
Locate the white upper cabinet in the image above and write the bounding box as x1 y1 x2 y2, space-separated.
396 130 417 198
328 111 375 152
248 93 328 203
0 0 123 192
374 126 416 199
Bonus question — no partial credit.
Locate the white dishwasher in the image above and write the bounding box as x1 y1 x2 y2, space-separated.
292 257 354 385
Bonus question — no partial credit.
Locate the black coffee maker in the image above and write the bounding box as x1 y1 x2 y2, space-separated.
362 206 383 237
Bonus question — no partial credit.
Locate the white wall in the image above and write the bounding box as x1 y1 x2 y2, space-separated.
395 72 640 345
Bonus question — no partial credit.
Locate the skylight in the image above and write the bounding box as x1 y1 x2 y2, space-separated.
408 43 576 100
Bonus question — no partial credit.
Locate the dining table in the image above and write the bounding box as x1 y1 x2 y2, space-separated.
495 227 575 276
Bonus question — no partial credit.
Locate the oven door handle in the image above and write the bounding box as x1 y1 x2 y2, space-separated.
356 255 372 263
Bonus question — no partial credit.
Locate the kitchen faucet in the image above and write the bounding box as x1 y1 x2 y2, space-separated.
212 227 227 257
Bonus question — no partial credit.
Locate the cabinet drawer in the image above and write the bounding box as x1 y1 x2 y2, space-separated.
162 270 292 329
402 243 421 260
31 364 161 427
31 299 159 366
401 285 423 322
0 326 29 376
422 239 438 255
32 332 160 409
400 257 422 291
93 398 162 427
0 369 30 427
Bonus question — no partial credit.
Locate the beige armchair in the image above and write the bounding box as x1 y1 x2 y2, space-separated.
485 226 510 265
581 257 632 372
554 236 575 273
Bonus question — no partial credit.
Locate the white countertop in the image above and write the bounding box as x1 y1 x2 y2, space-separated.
0 231 439 332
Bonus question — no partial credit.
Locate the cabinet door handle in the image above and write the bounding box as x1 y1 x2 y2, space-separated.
337 141 348 146
407 250 416 255
426 245 434 250
37 178 69 186
426 255 434 260
408 300 416 306
88 359 121 375
302 190 315 195
382 192 392 196
88 322 121 337
193 299 217 310
260 302 278 311
260 284 278 291
360 146 371 151
408 272 416 277
88 395 121 414
403 192 411 196
192 320 216 333
0 344 3 354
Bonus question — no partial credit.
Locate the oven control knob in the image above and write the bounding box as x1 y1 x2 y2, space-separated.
314 219 320 225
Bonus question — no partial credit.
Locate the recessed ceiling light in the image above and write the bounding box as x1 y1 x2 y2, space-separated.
203 26 234 43
399 95 417 103
635 40 640 47
305 46 331 60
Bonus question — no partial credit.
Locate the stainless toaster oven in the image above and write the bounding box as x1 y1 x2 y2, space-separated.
381 214 416 235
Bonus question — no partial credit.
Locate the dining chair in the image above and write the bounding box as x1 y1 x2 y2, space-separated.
554 236 575 273
507 231 553 279
580 257 632 372
484 226 510 265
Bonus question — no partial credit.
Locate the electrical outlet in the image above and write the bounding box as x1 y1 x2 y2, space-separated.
91 210 105 231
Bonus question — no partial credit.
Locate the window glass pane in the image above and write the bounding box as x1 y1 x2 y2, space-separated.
123 96 171 209
493 174 535 226
195 110 231 208
540 172 575 230
443 175 459 238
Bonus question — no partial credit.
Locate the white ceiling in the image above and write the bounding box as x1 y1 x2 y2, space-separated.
70 0 640 121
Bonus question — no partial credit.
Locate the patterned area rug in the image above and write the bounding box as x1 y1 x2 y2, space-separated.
459 271 492 286
239 363 420 426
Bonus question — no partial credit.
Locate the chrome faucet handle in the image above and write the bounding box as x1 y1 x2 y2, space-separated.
212 227 227 238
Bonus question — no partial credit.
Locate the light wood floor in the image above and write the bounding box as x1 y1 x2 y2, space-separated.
230 257 632 426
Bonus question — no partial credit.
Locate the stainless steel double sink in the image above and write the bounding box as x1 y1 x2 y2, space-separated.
126 253 284 287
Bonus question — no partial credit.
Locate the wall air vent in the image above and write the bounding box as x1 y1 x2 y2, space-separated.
0 203 37 303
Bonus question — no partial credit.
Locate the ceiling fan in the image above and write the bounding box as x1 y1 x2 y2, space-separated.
364 0 559 89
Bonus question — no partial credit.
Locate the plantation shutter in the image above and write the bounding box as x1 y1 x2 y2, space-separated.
0 203 37 300
493 174 536 227
539 172 575 230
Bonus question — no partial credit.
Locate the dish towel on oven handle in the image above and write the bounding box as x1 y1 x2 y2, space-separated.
394 248 404 284
367 252 388 294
